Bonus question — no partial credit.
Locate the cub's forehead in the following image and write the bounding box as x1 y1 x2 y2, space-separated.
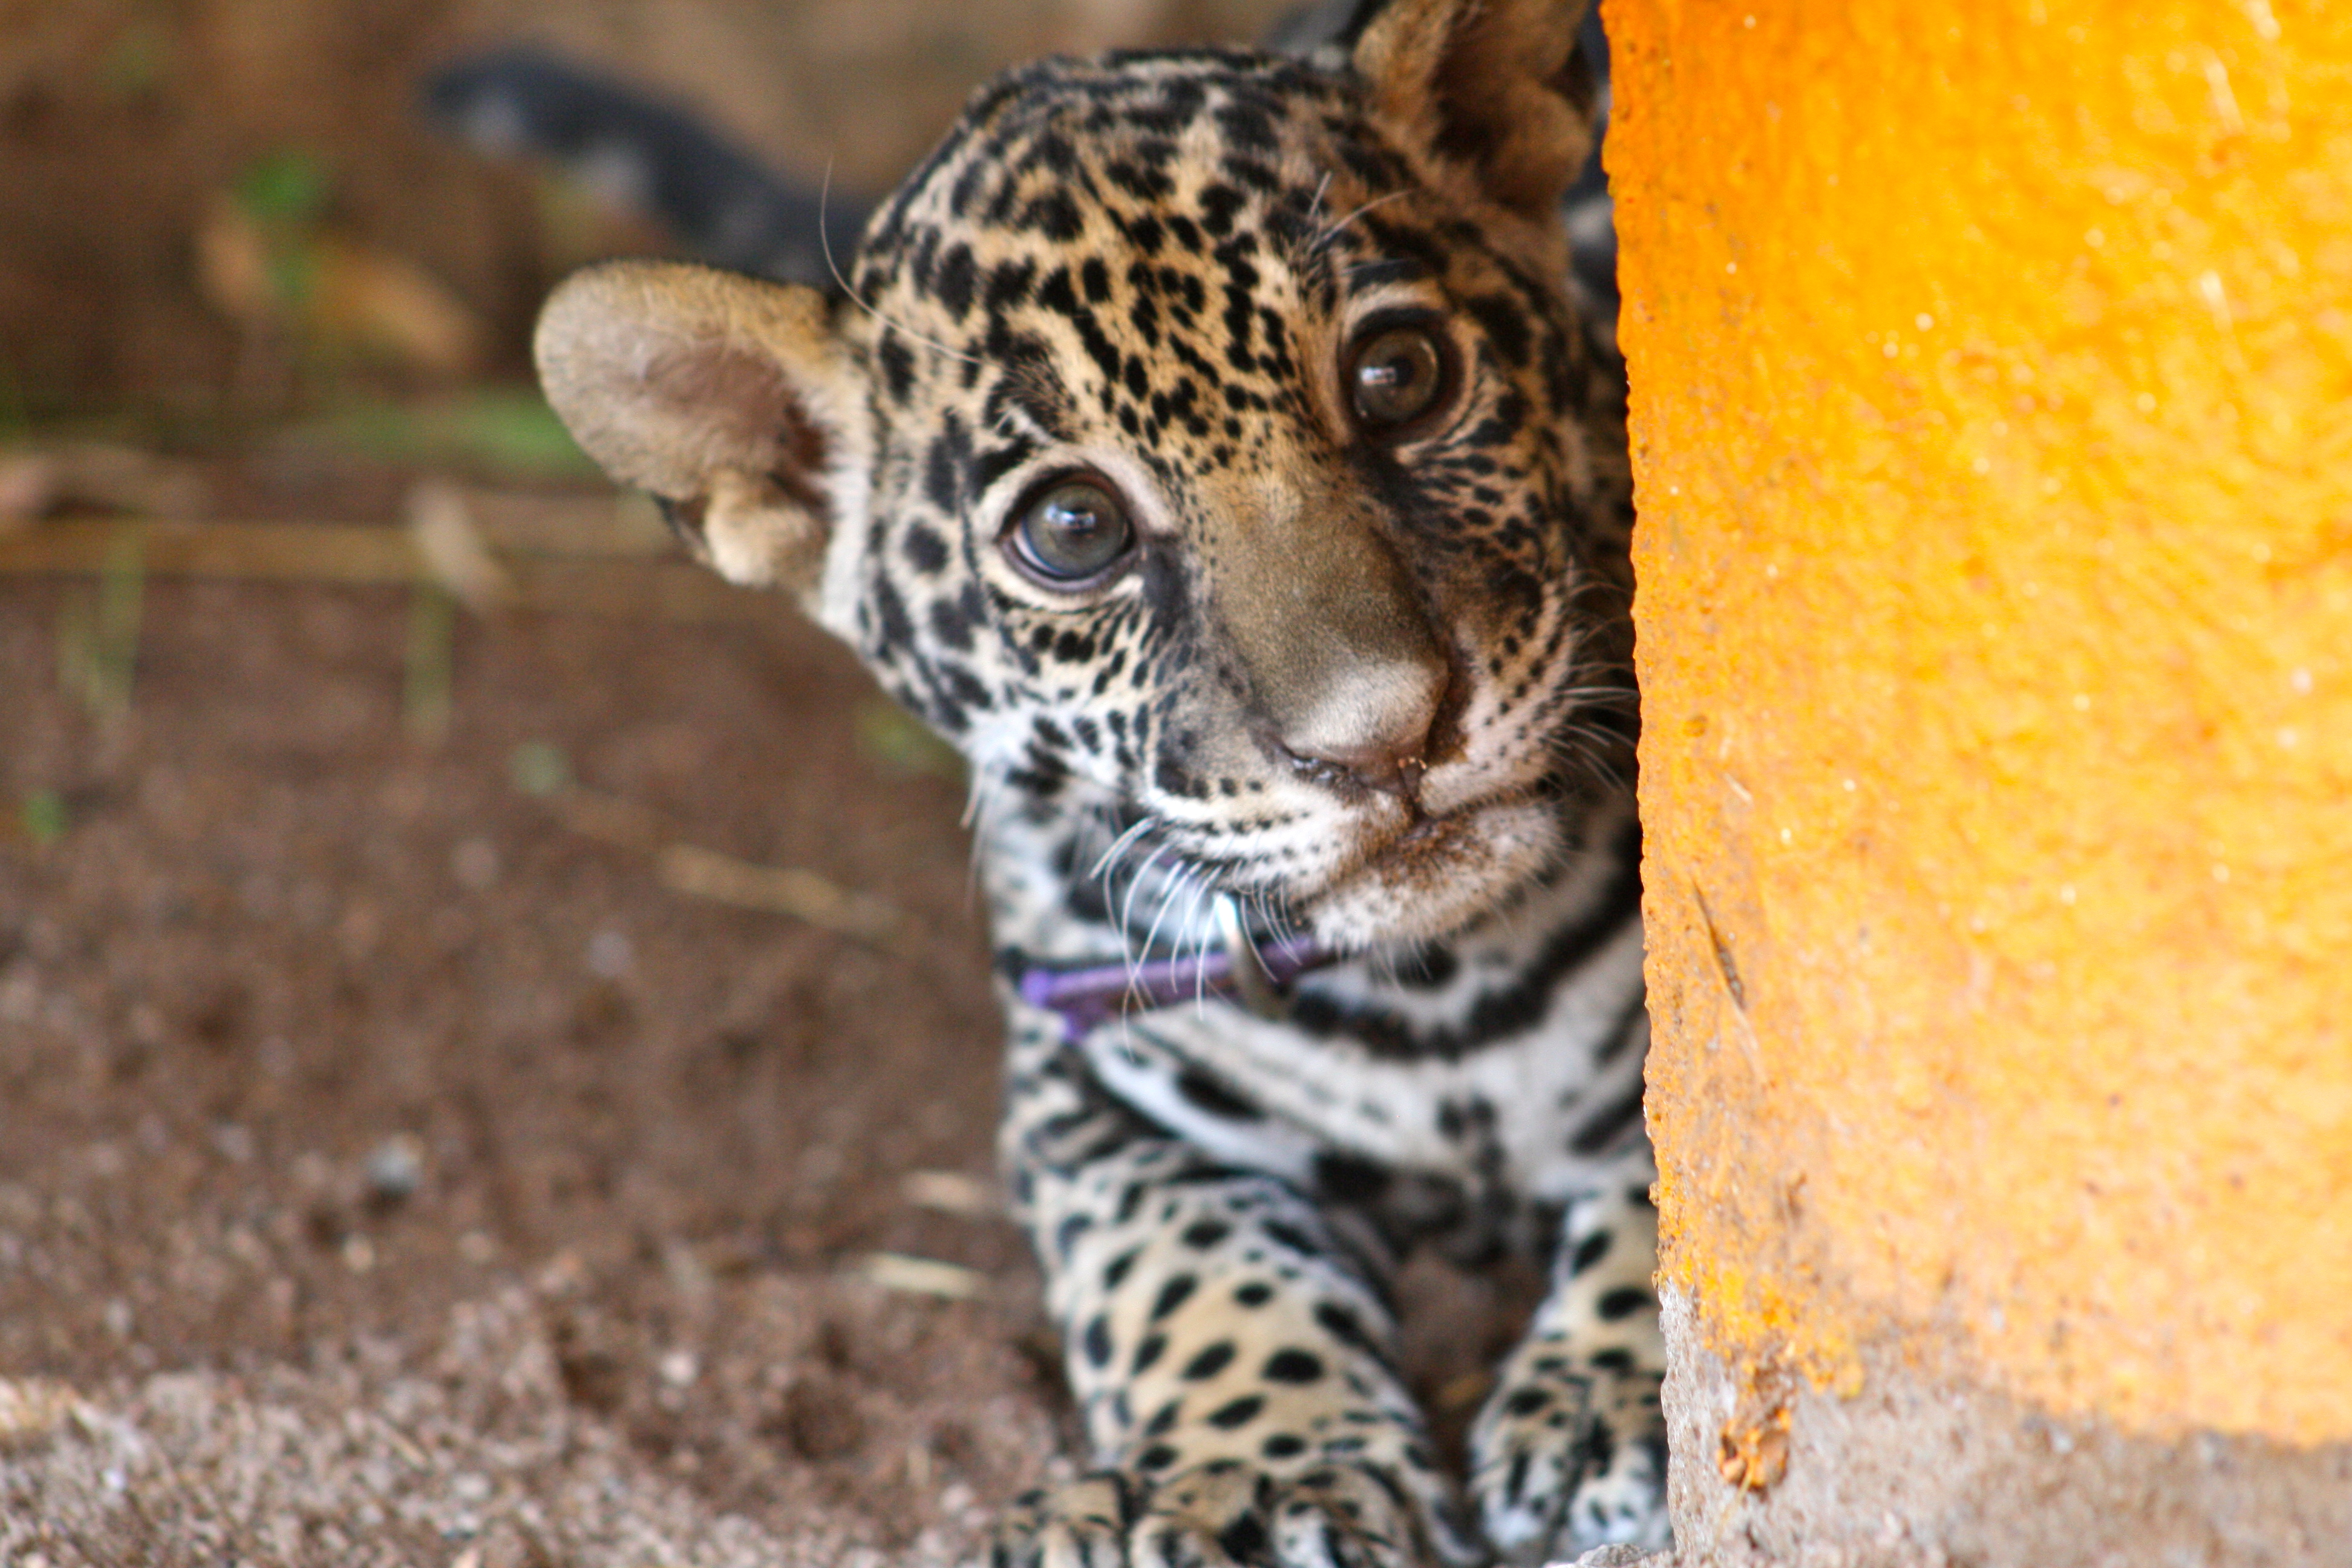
851 51 1407 309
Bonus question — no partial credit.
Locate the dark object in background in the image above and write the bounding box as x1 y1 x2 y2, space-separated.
1557 7 1620 353
422 46 875 290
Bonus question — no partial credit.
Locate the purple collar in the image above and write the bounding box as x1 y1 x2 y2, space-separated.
1018 898 1330 1042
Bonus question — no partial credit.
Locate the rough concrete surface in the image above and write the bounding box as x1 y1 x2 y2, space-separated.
1616 0 2352 1451
1658 1292 2352 1568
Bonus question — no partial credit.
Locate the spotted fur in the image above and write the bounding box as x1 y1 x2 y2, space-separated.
535 1 1668 1560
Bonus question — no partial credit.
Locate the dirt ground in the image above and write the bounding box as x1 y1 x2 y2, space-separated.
0 446 1067 1564
0 4 1535 1560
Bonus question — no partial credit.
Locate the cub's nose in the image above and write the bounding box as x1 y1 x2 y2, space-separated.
1272 658 1443 802
1210 473 1451 804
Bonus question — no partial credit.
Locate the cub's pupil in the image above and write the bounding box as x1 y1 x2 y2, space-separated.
1350 327 1443 430
1018 481 1131 580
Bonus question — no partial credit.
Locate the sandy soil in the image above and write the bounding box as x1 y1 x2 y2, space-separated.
0 449 1077 1563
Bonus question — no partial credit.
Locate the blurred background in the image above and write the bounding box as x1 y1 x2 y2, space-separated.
0 3 1524 1563
4 0 1290 422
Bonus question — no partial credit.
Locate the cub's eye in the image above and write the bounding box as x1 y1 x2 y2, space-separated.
1008 478 1134 584
1345 321 1451 436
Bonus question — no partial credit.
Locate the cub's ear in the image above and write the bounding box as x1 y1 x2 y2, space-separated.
534 261 870 597
1350 0 1599 224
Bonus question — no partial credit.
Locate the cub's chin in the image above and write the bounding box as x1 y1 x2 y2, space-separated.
1295 797 1563 952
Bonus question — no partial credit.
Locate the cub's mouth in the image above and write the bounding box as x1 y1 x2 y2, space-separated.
1292 790 1565 950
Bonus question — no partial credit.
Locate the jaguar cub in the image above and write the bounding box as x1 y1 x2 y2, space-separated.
535 0 1667 1560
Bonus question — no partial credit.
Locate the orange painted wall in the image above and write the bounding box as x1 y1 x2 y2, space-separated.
1610 0 2352 1442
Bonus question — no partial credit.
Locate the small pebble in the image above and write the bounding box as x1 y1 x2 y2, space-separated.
365 1135 425 1203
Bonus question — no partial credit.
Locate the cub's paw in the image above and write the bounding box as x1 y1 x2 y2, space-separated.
1466 1357 1668 1562
993 1472 1135 1568
991 1457 1475 1568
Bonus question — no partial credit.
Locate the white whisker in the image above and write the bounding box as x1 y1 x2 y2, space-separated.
1132 858 1194 972
1179 874 1223 1014
1310 189 1411 255
820 163 984 368
961 764 1013 903
1118 844 1177 968
1089 814 1158 883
